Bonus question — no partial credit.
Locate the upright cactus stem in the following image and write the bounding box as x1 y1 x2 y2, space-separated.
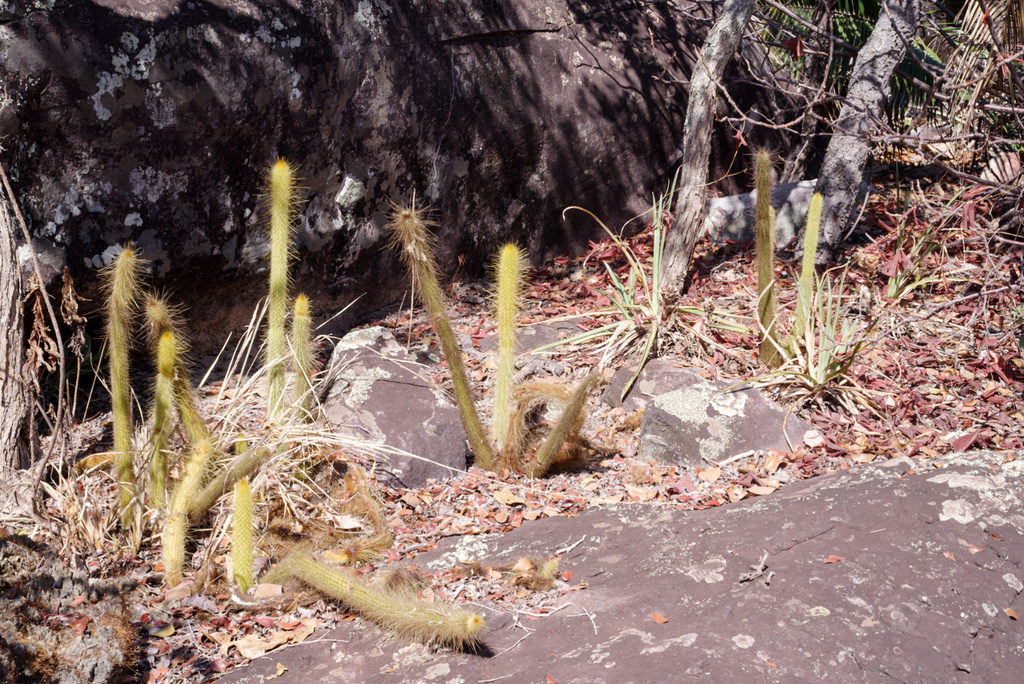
102 246 143 530
164 438 216 587
790 193 823 347
149 330 178 509
387 199 496 470
232 478 255 593
145 295 182 510
492 244 526 449
291 293 314 419
754 150 782 368
265 158 298 421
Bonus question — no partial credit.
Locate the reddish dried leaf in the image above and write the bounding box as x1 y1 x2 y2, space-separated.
823 555 845 564
1006 608 1019 620
781 35 804 59
651 613 669 624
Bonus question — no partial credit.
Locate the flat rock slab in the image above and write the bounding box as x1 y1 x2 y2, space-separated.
605 359 815 464
224 450 1024 683
321 327 467 487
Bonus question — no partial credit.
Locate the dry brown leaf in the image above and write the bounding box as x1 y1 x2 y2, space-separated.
763 453 785 474
651 613 669 624
291 618 317 644
747 485 776 497
494 489 526 506
1006 608 1019 620
726 486 747 502
512 558 534 573
697 467 721 483
625 484 657 501
590 494 623 505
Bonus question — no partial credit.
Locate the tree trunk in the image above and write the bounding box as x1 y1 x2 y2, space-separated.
782 0 836 183
814 0 922 261
660 0 757 295
0 183 31 478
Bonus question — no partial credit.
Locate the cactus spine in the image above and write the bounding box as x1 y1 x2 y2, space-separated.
102 246 143 529
492 244 526 450
265 159 298 420
387 200 496 470
232 478 255 592
291 293 314 419
164 438 216 586
276 551 485 649
790 193 823 346
754 150 782 368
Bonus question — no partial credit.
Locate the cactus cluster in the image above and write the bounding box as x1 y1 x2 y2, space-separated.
387 200 597 477
97 158 321 584
751 148 825 364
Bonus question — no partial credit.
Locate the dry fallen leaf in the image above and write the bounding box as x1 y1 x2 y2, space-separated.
747 485 777 497
150 623 175 638
266 663 288 680
823 555 845 564
494 489 526 506
625 484 657 501
204 630 234 656
590 494 623 505
651 613 669 624
726 486 747 502
697 466 721 483
763 453 785 473
1006 608 1019 620
803 430 825 448
512 558 534 573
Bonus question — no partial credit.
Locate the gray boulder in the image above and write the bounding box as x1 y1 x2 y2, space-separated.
1 0 790 350
605 359 814 464
321 326 467 487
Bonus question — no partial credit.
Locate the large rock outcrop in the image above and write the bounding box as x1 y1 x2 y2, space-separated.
0 0 786 348
222 450 1024 683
